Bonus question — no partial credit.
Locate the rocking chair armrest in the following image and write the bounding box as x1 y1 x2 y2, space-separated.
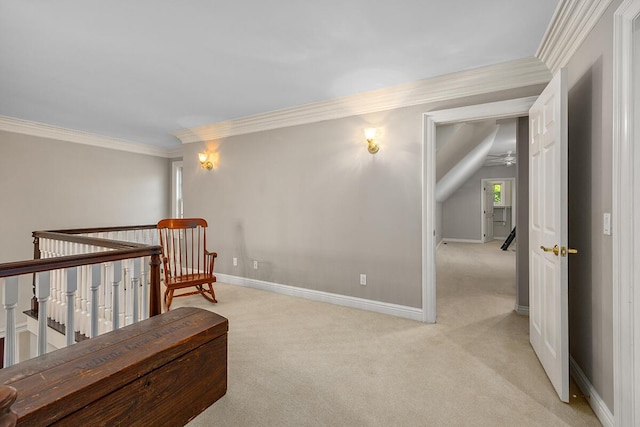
205 250 217 275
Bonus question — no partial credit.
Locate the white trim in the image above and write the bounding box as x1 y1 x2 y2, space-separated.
0 322 28 337
174 59 550 143
514 305 530 316
613 1 640 426
25 316 66 350
536 0 615 74
441 238 483 244
0 116 182 158
570 355 615 427
215 273 423 322
423 97 537 324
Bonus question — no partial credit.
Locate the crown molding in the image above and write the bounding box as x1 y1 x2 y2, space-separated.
536 0 614 74
173 57 551 143
0 116 180 158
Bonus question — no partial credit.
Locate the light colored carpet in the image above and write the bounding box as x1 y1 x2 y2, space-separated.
180 241 600 426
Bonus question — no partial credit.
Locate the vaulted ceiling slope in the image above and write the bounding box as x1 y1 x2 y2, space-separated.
0 0 561 149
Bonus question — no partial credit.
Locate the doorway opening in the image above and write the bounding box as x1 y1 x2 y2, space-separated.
481 177 516 243
421 97 536 323
435 116 519 324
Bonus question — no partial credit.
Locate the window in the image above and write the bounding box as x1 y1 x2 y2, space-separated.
171 161 184 218
492 181 505 206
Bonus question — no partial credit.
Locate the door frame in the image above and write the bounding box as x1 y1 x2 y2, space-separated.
613 0 640 424
421 96 538 322
481 180 496 243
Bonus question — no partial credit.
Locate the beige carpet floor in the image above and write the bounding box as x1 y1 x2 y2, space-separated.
180 241 600 426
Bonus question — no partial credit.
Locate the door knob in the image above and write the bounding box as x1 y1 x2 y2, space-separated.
540 245 559 256
561 246 578 257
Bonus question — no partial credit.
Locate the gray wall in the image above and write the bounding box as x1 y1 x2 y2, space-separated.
441 165 516 241
182 86 545 309
565 0 621 411
516 117 529 309
0 130 171 326
0 130 171 294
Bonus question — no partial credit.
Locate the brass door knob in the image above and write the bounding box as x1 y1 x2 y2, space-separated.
561 246 578 257
540 245 559 256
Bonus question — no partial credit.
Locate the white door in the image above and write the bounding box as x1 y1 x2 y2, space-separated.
484 184 494 242
529 68 569 402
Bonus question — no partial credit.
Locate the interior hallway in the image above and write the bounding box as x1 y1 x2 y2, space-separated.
181 241 599 426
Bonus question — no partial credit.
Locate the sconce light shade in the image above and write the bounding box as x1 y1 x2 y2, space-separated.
198 152 214 170
364 128 377 140
364 128 379 154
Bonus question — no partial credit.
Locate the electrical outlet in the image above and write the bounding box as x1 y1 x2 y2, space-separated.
253 260 258 270
360 274 366 285
233 257 238 266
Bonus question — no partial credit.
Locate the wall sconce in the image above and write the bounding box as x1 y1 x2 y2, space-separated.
365 128 379 154
198 152 213 170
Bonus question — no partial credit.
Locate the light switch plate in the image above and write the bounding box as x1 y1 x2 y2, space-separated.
603 213 611 235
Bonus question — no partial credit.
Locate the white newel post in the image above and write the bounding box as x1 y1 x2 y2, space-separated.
112 260 122 330
36 271 51 356
65 267 77 347
90 264 101 338
142 256 149 319
2 277 19 367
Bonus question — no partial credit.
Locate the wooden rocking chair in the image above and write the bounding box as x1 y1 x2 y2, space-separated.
157 218 218 310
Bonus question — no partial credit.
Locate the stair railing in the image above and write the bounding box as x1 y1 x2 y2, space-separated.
0 225 161 368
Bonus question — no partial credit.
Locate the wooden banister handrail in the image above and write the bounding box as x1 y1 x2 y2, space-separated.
33 231 150 249
43 224 157 235
0 247 161 278
1 224 163 318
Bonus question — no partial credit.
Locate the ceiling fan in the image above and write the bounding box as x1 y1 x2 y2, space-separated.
486 151 517 167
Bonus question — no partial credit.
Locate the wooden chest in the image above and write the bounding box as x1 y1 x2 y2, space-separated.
0 307 228 426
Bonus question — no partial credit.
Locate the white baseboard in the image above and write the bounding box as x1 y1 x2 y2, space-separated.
569 355 614 427
215 273 424 321
442 238 483 244
514 305 529 316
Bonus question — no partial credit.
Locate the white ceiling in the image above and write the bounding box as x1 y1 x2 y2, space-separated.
0 1 560 149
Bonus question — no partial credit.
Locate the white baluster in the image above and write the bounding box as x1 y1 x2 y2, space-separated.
65 267 77 347
58 268 67 325
36 271 51 356
124 259 136 325
90 264 101 338
121 261 128 326
78 263 89 336
2 277 19 367
112 260 122 330
132 258 141 323
103 262 112 333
